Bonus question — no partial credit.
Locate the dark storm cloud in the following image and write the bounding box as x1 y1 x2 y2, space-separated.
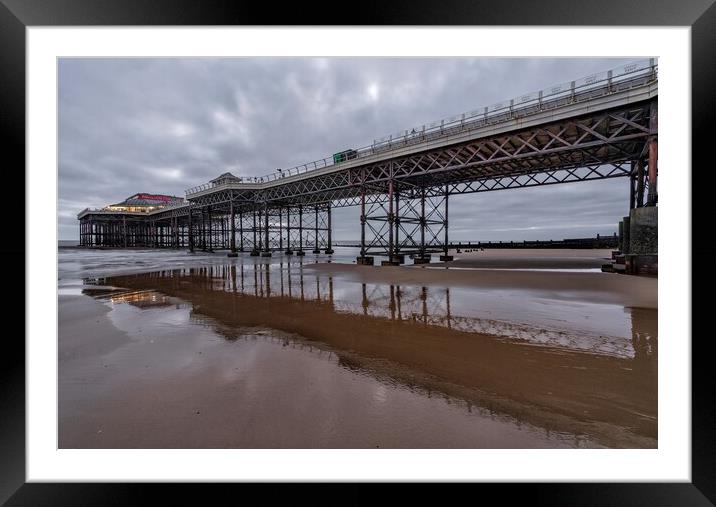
59 57 636 240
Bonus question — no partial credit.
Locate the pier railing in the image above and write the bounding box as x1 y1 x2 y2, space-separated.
185 59 657 197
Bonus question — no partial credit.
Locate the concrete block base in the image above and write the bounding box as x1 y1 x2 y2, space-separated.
625 254 658 276
324 249 335 254
260 251 272 257
296 250 306 256
312 249 321 254
227 252 238 258
381 260 401 266
356 256 374 266
413 256 431 264
284 249 293 255
249 250 260 257
629 207 658 255
439 255 454 262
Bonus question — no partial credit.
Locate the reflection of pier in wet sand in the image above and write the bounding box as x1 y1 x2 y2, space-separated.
96 260 657 448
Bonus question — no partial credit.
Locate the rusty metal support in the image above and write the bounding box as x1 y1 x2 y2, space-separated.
647 100 658 206
629 160 636 210
637 158 645 208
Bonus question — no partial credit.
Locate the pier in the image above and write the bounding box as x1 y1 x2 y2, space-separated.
78 60 658 268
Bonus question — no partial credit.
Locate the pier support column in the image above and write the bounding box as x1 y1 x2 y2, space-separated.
647 100 658 207
239 210 244 252
220 213 225 250
250 208 259 256
261 203 272 257
278 207 283 252
637 159 646 208
440 186 453 262
325 203 334 254
391 184 403 264
413 186 431 265
123 216 128 248
386 180 396 265
296 205 305 256
647 145 658 206
420 188 426 256
188 208 194 252
356 189 373 265
285 206 293 254
380 180 400 266
207 206 214 252
313 206 321 254
228 200 237 257
174 216 179 248
200 209 206 251
629 160 636 210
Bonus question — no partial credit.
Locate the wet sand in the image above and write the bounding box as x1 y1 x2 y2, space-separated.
58 251 657 449
431 248 614 269
310 261 657 309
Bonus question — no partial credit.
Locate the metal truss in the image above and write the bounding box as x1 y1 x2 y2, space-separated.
233 209 255 252
362 198 393 257
247 102 653 207
395 187 446 257
360 179 449 259
442 162 632 196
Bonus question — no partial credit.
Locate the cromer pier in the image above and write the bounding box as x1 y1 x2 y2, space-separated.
78 60 658 269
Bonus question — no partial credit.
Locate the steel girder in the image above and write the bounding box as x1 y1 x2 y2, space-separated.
239 101 652 207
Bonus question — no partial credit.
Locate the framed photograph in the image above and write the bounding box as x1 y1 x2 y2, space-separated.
3 0 711 503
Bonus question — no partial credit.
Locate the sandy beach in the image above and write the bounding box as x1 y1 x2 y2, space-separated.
58 248 657 448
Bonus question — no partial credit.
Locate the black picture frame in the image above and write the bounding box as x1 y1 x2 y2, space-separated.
1 0 712 503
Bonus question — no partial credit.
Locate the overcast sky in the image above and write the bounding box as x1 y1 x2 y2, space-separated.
59 57 637 241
